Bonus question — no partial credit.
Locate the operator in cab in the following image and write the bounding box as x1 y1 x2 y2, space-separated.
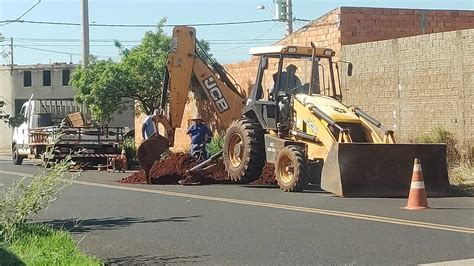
269 64 304 126
269 64 303 100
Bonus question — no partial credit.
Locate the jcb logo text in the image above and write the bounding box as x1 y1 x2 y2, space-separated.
204 76 230 113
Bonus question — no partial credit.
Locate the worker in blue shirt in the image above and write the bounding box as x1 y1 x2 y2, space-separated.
186 115 213 161
179 115 213 185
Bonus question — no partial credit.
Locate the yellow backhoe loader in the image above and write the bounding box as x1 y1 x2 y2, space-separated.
138 26 450 197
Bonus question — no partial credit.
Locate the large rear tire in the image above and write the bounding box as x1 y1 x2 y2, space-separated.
223 118 265 183
275 145 308 192
12 145 23 165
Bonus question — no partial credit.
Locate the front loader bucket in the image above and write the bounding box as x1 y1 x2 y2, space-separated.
320 143 450 197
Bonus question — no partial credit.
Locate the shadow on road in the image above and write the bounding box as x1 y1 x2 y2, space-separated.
105 254 209 265
41 215 202 233
0 246 25 266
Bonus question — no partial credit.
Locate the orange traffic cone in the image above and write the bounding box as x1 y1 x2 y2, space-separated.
403 158 429 210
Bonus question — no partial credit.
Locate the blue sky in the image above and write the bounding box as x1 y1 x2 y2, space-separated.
1 0 473 65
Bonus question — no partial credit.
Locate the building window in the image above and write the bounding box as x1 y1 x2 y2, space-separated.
43 70 51 86
24 71 32 87
62 69 70 86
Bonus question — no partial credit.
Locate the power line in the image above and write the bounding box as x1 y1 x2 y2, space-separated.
13 38 142 43
15 45 116 58
214 24 279 53
8 37 282 48
294 18 312 22
15 45 81 55
14 38 279 44
13 41 277 47
12 37 279 42
0 19 279 28
0 0 42 26
13 37 279 43
15 44 134 47
13 37 279 42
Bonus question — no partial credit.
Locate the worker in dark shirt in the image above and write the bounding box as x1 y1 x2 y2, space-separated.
269 64 303 99
186 115 213 161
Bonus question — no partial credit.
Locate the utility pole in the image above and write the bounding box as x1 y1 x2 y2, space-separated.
10 37 13 74
81 0 90 67
286 0 293 35
274 0 293 36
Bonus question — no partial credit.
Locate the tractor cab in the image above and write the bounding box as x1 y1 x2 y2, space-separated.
244 45 352 131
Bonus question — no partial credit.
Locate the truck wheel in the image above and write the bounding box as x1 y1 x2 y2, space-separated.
223 118 265 183
12 145 23 165
275 145 308 192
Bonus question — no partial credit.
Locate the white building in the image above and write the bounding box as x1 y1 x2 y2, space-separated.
0 63 134 152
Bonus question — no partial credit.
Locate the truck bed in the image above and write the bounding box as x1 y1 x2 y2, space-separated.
29 126 124 146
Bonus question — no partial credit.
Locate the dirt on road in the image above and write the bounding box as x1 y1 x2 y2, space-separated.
119 153 276 185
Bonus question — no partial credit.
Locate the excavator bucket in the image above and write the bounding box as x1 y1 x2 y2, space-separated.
137 133 170 184
320 143 450 197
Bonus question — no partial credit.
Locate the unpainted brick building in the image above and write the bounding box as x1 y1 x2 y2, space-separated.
226 6 474 92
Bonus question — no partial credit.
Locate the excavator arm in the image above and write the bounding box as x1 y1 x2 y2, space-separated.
155 26 245 146
139 26 245 183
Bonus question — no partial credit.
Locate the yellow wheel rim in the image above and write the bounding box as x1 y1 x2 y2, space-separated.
278 155 294 184
228 133 243 168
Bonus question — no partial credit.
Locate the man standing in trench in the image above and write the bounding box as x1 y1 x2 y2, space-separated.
179 115 213 185
186 115 213 161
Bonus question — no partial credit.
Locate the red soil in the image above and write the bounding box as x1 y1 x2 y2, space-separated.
251 163 276 185
118 153 276 185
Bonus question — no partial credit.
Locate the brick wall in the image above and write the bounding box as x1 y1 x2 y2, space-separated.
342 29 474 159
225 7 474 89
277 7 342 53
225 60 259 97
225 7 343 92
340 7 474 45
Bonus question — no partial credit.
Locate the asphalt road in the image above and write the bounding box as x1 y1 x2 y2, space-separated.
0 156 473 265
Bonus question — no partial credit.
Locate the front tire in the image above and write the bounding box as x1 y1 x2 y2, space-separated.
12 145 24 165
223 118 265 183
275 145 308 192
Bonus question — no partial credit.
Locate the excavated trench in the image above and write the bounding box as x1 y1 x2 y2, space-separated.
119 153 276 185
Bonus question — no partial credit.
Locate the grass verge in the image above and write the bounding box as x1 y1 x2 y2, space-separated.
1 223 101 265
449 165 474 197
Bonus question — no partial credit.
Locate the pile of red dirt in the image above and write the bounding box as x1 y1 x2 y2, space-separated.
251 163 276 185
119 153 197 184
118 153 276 185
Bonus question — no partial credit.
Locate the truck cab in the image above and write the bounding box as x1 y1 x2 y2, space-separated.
12 98 52 164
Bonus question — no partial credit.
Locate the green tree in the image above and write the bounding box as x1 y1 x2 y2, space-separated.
71 20 214 123
114 20 172 115
71 21 171 122
70 58 125 122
